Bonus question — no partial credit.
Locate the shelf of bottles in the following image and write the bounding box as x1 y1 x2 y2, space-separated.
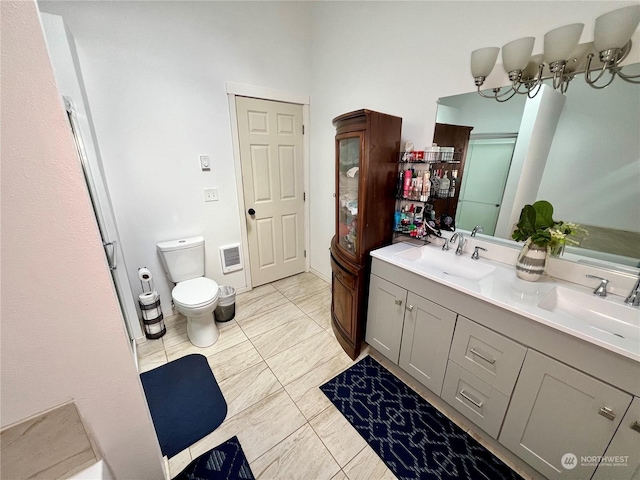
394 149 461 241
337 136 360 256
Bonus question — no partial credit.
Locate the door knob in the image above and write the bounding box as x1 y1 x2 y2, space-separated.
248 208 256 216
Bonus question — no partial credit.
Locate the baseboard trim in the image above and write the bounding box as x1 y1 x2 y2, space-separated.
310 267 330 284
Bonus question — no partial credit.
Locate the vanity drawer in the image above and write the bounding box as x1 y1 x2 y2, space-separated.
449 316 526 396
442 360 510 439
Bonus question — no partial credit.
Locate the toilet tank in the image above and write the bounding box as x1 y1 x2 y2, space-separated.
157 236 205 283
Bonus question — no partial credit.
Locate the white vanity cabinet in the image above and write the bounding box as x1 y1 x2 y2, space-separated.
398 291 456 396
591 397 640 480
366 274 456 394
365 275 408 363
368 253 640 480
499 350 632 480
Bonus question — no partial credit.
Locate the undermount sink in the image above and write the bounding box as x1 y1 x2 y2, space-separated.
395 245 496 281
538 286 640 342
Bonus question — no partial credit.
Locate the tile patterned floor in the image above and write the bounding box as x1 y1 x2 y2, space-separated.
137 272 537 480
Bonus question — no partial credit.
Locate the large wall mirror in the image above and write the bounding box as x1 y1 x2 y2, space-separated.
436 63 640 269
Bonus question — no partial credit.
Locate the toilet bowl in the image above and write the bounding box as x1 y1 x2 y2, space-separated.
172 277 220 347
157 236 222 348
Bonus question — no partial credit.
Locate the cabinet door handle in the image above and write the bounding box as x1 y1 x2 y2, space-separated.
599 407 616 421
631 421 640 433
459 389 483 408
406 305 414 312
395 299 403 306
470 347 496 364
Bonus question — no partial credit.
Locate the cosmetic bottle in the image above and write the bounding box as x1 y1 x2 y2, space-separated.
430 169 441 196
403 170 412 198
394 210 401 231
449 170 458 197
439 171 450 198
422 171 430 201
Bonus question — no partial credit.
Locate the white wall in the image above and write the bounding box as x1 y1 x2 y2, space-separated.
307 0 637 278
0 1 164 478
38 1 312 311
39 0 637 283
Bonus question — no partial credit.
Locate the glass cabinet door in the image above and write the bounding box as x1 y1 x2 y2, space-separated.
336 133 362 259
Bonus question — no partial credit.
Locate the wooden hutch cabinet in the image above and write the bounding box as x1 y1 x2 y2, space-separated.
431 123 473 220
330 109 402 359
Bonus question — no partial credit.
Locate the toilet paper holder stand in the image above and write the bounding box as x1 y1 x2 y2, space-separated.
138 267 166 340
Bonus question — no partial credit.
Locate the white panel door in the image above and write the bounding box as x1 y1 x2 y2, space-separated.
237 97 305 286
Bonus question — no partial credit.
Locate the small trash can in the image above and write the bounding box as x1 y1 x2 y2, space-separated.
214 286 236 322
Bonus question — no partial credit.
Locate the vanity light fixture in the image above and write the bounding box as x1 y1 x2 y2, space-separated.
472 5 640 102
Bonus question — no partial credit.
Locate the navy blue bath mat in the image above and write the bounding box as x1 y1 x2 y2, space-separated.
320 355 522 480
140 354 227 458
173 436 254 480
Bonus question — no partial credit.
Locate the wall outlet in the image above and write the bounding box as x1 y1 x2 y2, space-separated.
204 188 218 202
200 155 211 170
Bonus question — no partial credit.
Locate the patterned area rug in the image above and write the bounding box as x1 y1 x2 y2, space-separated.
173 436 254 480
320 355 523 480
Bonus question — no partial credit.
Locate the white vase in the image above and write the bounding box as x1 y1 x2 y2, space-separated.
515 243 547 281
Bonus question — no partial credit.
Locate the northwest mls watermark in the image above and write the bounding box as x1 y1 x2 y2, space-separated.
562 453 629 469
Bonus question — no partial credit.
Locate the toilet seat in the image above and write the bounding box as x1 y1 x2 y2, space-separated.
172 277 219 309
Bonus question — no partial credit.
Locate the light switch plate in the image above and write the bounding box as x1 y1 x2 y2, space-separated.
200 155 211 170
204 188 218 202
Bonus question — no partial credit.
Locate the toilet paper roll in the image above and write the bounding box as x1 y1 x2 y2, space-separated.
139 291 160 320
139 291 158 305
138 267 153 283
147 322 163 334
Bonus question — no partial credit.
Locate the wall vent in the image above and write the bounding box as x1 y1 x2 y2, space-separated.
220 244 243 273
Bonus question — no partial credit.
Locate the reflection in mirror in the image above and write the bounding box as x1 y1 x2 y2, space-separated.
436 64 640 268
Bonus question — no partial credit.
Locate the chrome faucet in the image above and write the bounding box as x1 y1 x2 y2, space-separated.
586 275 609 297
471 225 484 237
450 232 465 256
471 246 487 260
625 273 640 306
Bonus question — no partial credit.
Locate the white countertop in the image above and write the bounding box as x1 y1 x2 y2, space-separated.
371 242 640 362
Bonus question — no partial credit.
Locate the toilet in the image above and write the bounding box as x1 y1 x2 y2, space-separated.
157 236 220 347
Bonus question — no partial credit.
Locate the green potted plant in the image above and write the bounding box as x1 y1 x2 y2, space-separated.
512 200 586 281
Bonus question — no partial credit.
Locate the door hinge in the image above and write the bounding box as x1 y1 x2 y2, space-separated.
304 192 306 201
304 250 307 258
302 125 305 135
